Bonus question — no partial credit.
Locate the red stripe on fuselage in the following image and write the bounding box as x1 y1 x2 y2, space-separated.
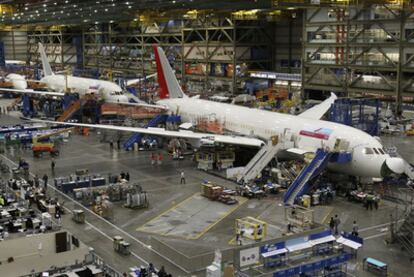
153 45 169 99
299 130 330 140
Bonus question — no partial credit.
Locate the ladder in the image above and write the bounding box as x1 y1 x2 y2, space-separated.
237 136 293 184
284 149 332 205
123 114 168 150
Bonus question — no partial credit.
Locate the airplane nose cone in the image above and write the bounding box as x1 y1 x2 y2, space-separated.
384 157 405 174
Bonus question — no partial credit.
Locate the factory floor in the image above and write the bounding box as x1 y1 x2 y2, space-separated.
0 106 413 276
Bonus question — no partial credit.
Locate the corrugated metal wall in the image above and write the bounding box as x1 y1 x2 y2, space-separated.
0 30 28 62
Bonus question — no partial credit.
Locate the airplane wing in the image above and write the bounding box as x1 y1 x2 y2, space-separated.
29 119 264 148
105 101 169 111
298 93 337 120
126 73 157 86
0 88 65 97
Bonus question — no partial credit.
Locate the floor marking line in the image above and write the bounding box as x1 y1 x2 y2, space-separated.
359 220 404 233
363 232 388 240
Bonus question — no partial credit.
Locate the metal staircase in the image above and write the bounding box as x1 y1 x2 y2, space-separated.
279 163 299 181
57 95 97 122
237 136 293 184
283 149 332 205
390 185 414 261
123 114 168 150
57 99 81 122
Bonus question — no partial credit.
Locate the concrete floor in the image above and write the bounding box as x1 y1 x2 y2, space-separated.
1 105 414 276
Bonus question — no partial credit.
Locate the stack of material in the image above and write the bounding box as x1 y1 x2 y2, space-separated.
124 184 149 209
201 183 223 201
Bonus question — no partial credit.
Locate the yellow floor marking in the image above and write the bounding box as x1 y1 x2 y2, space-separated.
137 193 247 240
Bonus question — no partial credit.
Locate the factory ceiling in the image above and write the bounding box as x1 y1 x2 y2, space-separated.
0 0 272 25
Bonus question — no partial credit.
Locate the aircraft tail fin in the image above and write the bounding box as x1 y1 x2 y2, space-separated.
153 45 187 99
38 43 54 77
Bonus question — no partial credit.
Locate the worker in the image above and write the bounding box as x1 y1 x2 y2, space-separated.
329 217 335 231
374 195 380 210
150 153 155 165
365 193 374 210
42 174 48 191
148 263 156 275
157 266 167 277
158 152 163 165
257 225 263 241
117 139 121 150
334 214 341 235
34 175 40 188
352 220 359 236
140 266 147 277
180 171 186 184
125 172 130 182
109 140 114 150
0 195 4 206
236 231 241 245
55 208 61 226
51 159 56 174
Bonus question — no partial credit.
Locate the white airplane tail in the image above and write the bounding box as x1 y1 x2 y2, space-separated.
153 45 187 99
38 42 54 77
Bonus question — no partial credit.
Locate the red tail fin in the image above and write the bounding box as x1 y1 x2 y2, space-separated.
153 45 169 99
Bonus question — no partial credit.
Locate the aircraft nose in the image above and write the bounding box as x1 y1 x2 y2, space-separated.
382 157 405 176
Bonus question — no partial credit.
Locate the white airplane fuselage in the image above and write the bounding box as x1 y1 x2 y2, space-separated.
158 97 398 178
40 75 129 103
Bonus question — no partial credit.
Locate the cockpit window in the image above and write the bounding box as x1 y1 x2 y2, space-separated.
363 148 374 154
377 148 385 155
373 148 379 154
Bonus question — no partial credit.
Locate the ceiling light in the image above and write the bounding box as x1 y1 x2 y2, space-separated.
25 7 28 10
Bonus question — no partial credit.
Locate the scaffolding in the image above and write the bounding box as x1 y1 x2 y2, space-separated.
26 26 80 71
302 2 414 112
81 15 273 94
